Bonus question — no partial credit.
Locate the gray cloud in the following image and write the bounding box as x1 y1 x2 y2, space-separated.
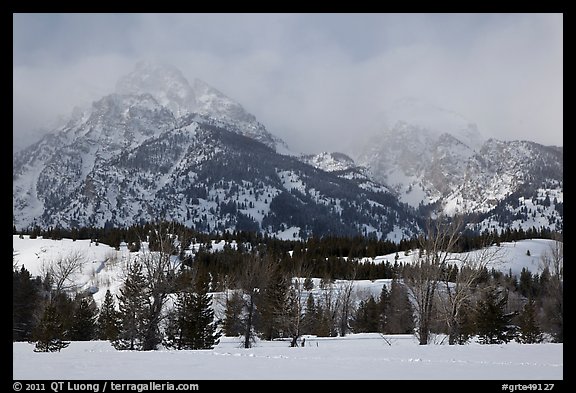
13 13 563 154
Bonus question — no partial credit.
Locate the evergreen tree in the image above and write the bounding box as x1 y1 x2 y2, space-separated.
113 262 149 350
386 279 415 334
13 266 43 341
191 269 221 349
378 284 390 333
51 291 76 339
301 293 318 335
303 276 314 291
32 303 70 352
314 301 333 337
453 298 476 345
222 291 244 337
175 269 221 349
352 296 380 333
258 267 290 340
69 295 98 341
97 289 120 341
162 306 181 349
475 287 517 344
516 299 544 344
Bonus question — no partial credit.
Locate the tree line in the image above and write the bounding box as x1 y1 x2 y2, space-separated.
15 221 559 256
13 220 562 352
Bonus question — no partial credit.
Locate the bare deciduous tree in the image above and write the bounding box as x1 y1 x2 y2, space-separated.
315 271 357 337
285 260 313 347
438 238 507 344
403 216 463 345
336 270 357 337
40 250 87 294
539 236 563 342
116 222 183 351
137 222 182 351
236 253 274 348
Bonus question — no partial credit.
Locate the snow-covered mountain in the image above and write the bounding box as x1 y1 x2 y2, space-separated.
13 63 562 238
13 63 420 240
353 99 563 232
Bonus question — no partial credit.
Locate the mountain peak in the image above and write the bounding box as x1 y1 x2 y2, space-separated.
383 97 485 150
112 62 286 151
115 61 197 118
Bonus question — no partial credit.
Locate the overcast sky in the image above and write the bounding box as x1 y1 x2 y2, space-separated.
13 13 563 154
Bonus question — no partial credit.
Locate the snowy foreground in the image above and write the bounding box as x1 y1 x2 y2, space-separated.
13 334 562 380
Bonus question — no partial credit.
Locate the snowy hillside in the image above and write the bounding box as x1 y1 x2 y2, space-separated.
299 152 357 172
12 235 559 308
13 120 420 240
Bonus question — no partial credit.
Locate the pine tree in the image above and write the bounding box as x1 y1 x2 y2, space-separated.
222 291 244 337
192 269 221 349
378 284 390 333
386 279 415 334
32 303 70 352
162 306 181 349
13 266 42 341
97 290 120 341
51 292 76 339
69 295 98 341
113 262 149 350
518 268 535 298
475 287 517 344
352 296 380 333
303 277 314 291
516 299 544 344
453 298 476 345
176 269 221 349
259 267 290 340
314 301 333 337
301 293 317 335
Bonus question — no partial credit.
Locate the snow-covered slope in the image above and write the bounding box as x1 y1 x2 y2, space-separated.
13 117 420 239
12 235 560 308
299 152 357 172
